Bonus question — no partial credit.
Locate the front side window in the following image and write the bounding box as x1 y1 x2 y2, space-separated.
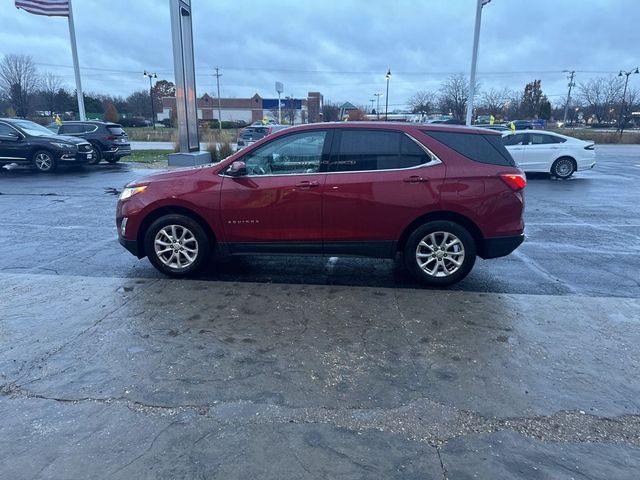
0 123 15 136
240 131 326 176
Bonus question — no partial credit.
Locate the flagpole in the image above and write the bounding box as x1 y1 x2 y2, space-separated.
67 0 86 120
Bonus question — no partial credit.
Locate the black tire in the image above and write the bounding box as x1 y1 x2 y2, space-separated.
550 157 575 179
89 144 102 164
403 221 476 287
144 214 211 277
105 157 120 164
32 150 57 173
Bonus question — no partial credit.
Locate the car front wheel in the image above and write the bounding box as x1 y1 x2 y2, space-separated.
404 221 476 287
551 157 575 179
32 150 57 173
144 214 210 277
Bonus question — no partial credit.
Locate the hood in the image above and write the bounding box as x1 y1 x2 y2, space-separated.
128 165 208 186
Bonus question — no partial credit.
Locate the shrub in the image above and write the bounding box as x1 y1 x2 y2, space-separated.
207 143 219 162
219 142 234 160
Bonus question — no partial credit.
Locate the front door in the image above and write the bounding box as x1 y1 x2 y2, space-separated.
219 129 329 252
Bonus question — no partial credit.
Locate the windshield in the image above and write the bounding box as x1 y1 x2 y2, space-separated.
12 119 55 137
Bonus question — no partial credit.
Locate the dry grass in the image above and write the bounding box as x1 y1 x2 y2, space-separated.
551 128 640 144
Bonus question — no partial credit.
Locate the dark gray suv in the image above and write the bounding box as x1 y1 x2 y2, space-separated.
57 121 131 164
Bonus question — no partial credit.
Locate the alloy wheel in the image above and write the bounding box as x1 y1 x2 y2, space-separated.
415 231 465 277
154 224 199 269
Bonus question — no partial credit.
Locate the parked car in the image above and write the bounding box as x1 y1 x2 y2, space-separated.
0 118 94 172
509 120 535 130
236 124 290 149
502 130 596 179
428 118 465 125
117 123 525 286
57 121 131 164
119 117 151 128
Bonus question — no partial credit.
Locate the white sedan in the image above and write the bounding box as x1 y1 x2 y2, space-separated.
502 130 596 179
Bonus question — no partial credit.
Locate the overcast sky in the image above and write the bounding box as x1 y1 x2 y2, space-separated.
1 0 638 109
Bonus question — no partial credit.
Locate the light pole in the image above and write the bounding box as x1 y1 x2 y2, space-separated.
374 93 383 120
214 67 223 133
465 0 491 126
143 70 157 129
617 67 639 136
370 98 375 114
385 69 391 121
562 70 576 125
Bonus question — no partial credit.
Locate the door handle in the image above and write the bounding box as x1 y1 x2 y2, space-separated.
403 176 429 183
295 180 320 188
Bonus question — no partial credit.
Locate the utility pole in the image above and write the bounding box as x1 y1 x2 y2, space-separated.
214 67 223 133
562 70 575 125
385 69 391 121
374 93 383 120
617 67 639 137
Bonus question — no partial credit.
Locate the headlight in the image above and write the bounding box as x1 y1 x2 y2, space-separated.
119 185 147 201
51 142 73 149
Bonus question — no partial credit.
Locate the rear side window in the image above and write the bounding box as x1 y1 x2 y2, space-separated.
530 133 565 145
332 130 430 172
423 130 515 167
59 124 84 134
107 126 126 135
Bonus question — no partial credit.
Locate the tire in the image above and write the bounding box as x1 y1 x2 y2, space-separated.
403 221 476 287
550 157 575 179
144 214 210 277
32 150 57 173
89 144 102 164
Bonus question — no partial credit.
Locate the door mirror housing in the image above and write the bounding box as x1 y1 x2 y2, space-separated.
227 160 247 177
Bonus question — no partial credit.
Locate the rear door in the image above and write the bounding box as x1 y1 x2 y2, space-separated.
523 132 564 171
0 122 27 162
219 129 330 251
321 129 445 257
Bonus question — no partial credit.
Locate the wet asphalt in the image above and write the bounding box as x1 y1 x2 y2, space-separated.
0 145 639 479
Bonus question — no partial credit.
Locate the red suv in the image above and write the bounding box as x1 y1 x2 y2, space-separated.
117 123 525 286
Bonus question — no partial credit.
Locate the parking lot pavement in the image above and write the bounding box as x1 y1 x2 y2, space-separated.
1 145 639 478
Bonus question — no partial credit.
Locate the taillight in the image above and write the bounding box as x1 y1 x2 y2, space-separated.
584 143 595 150
500 173 526 191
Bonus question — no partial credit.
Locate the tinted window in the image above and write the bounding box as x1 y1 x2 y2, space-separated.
107 126 126 135
0 123 15 136
424 130 515 166
530 133 565 145
240 131 326 175
502 133 527 146
59 124 84 134
332 130 429 172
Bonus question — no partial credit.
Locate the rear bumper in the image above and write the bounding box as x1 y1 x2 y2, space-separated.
480 233 524 259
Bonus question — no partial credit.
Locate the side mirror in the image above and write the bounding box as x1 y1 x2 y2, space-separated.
227 160 247 177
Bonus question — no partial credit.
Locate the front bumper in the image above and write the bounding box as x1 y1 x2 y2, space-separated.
480 233 525 259
59 151 93 164
119 235 141 257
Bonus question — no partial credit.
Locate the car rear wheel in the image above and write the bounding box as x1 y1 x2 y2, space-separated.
404 221 476 287
32 150 57 173
551 157 575 179
144 214 210 277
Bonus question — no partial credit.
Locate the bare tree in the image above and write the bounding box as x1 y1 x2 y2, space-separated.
408 90 436 115
480 87 510 116
577 76 624 122
40 72 64 115
0 54 40 117
438 74 476 121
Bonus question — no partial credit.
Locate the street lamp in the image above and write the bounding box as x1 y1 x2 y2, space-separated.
617 67 639 136
374 93 383 120
143 70 158 129
369 98 375 114
385 69 391 121
465 0 491 126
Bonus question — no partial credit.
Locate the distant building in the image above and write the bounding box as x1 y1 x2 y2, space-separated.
159 92 323 125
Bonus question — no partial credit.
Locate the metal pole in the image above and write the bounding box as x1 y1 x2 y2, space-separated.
214 67 222 133
370 99 375 114
375 93 382 120
562 70 575 125
278 91 281 124
465 0 484 126
385 71 390 121
618 73 630 137
149 75 156 129
67 0 86 120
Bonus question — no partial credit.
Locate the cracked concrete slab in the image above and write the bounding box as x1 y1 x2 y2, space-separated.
1 272 639 478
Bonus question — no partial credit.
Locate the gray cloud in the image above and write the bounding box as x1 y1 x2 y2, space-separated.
1 0 638 108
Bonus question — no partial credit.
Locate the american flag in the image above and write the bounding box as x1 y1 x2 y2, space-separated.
15 0 69 17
